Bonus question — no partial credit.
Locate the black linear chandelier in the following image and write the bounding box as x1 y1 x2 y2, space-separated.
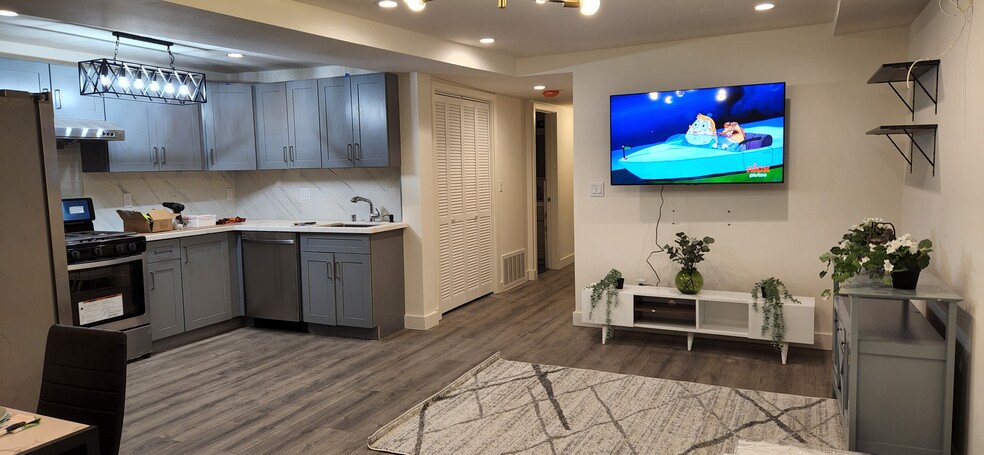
399 0 601 15
79 31 207 105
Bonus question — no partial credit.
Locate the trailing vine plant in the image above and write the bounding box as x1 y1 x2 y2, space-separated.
588 268 623 340
750 277 800 350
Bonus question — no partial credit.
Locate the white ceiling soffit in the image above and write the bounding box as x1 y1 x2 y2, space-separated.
833 0 931 35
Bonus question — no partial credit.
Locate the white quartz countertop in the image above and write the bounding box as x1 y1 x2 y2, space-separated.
140 220 408 241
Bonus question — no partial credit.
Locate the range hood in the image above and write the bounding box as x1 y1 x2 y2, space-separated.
54 119 125 141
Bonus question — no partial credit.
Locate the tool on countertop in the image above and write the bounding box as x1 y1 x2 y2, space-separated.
217 216 247 225
162 202 185 226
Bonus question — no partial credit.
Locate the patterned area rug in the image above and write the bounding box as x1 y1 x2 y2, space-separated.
368 354 846 455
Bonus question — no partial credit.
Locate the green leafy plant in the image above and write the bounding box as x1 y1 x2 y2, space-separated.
751 277 800 350
663 232 715 272
588 268 623 340
819 218 933 298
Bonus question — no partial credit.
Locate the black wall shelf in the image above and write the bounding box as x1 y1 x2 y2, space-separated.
866 125 938 175
867 60 939 120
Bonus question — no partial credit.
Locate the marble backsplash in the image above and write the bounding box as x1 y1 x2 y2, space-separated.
58 145 402 231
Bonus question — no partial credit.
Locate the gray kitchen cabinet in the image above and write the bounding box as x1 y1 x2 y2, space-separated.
49 64 105 121
300 251 338 326
147 259 185 340
0 57 50 93
254 80 322 169
144 235 235 340
202 83 256 170
180 234 232 331
105 98 203 172
318 73 400 168
299 231 404 338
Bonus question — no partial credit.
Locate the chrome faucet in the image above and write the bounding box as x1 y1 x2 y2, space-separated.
350 196 380 221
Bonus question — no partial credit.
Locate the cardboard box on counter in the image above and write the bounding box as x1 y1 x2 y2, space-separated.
117 209 177 233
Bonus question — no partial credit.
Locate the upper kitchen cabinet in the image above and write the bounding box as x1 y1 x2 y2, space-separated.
48 64 104 121
104 98 204 172
202 83 257 170
254 80 322 170
0 57 50 93
319 73 400 168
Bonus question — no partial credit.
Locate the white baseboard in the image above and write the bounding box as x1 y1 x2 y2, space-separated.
556 253 574 268
404 311 442 330
572 311 832 351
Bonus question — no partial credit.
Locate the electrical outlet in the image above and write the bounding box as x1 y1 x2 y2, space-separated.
299 188 311 200
226 188 234 200
499 180 504 192
122 193 133 208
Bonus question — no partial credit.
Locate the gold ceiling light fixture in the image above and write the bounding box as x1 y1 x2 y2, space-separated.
401 0 600 15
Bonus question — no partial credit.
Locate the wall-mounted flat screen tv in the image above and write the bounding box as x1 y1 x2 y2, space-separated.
610 82 786 185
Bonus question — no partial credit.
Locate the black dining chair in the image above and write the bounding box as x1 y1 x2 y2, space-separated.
37 324 128 455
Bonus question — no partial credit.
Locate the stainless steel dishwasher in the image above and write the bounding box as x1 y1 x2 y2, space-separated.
242 232 301 321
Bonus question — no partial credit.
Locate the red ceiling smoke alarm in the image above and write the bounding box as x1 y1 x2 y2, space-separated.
542 89 560 98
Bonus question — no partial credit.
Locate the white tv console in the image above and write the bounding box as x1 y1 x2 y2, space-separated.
580 285 815 364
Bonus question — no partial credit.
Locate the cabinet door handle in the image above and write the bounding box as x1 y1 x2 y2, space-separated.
283 146 288 163
153 247 172 254
289 145 295 162
347 144 353 161
210 148 215 165
149 271 156 291
327 262 334 280
153 147 159 164
355 143 361 161
161 147 166 165
183 246 189 264
335 261 341 280
54 89 62 110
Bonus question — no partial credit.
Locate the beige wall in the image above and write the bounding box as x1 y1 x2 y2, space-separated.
495 94 532 287
907 3 982 454
569 24 909 345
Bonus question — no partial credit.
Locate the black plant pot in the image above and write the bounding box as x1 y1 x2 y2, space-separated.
891 268 921 290
615 278 625 289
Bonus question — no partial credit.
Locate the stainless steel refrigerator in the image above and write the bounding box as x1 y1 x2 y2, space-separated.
0 90 71 411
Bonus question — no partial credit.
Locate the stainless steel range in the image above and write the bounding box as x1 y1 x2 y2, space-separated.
61 198 152 359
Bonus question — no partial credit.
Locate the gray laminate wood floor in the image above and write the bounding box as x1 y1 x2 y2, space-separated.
121 265 832 455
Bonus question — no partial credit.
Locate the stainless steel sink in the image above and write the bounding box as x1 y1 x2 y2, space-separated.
314 222 343 227
313 221 384 228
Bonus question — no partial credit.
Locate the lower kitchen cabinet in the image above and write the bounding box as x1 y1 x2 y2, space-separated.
300 231 404 338
145 234 235 340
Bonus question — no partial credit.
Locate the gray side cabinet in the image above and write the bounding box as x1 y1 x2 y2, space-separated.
203 83 257 170
318 73 400 168
255 80 322 169
105 99 204 172
49 64 105 121
145 234 235 340
300 231 404 337
0 57 51 92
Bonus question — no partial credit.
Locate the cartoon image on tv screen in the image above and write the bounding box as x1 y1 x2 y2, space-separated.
610 82 785 184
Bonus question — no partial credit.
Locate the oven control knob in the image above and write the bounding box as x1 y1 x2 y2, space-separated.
68 250 81 261
127 243 139 252
92 246 104 257
114 244 126 254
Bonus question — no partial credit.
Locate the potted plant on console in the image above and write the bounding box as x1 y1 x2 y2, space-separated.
663 232 714 295
751 277 801 350
588 268 623 340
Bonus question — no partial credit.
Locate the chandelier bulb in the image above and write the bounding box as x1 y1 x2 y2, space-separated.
580 0 600 15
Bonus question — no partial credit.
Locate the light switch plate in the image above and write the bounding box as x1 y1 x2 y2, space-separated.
589 182 604 197
122 193 133 208
299 188 311 200
226 188 234 200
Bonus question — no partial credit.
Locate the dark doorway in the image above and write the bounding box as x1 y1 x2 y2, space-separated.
535 112 547 274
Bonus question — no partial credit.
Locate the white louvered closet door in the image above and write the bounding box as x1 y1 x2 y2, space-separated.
435 95 493 313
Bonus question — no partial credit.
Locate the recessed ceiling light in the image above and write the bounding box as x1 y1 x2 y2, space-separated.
0 10 18 16
533 85 546 90
535 0 547 3
227 53 244 58
405 0 427 12
580 0 600 15
479 37 495 44
378 0 399 7
755 3 775 11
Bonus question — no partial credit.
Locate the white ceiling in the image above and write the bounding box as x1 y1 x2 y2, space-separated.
0 0 930 105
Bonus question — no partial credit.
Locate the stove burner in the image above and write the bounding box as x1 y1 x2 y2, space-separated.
65 230 146 264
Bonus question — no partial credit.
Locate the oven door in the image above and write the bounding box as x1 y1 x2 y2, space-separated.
66 255 149 330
